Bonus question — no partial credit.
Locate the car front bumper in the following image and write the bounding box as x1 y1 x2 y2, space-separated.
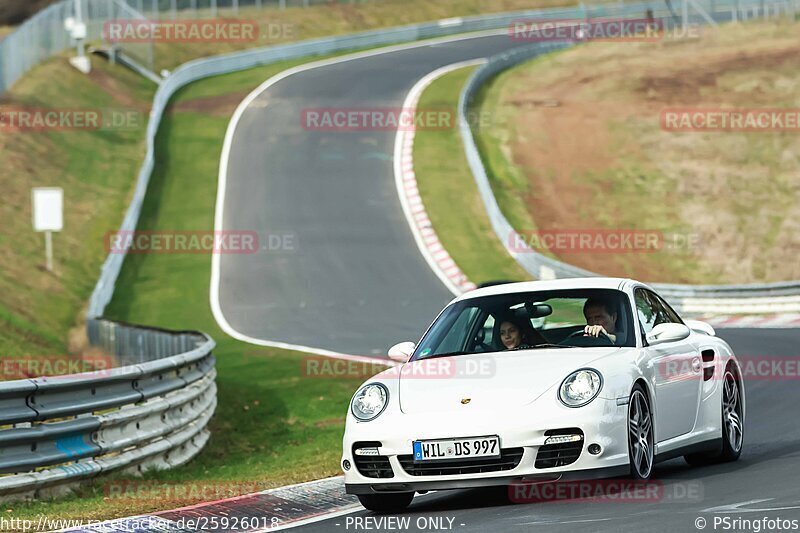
342 396 630 494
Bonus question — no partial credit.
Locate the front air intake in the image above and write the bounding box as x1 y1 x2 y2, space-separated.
352 442 393 478
535 428 584 469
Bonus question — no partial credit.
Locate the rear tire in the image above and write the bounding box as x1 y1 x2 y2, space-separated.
685 368 743 466
357 492 414 513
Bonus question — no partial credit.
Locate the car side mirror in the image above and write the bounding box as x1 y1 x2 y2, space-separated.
645 323 691 346
388 341 415 362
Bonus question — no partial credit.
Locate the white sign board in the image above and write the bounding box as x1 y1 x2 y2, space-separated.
32 188 64 232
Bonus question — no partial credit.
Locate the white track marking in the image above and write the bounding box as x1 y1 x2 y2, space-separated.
519 517 619 526
703 498 800 513
211 31 507 358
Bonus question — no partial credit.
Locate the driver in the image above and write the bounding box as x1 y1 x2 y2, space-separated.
582 297 618 343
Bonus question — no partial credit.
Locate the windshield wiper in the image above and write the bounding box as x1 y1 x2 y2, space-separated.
528 343 573 349
417 350 471 360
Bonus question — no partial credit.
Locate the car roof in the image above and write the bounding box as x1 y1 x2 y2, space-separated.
455 277 638 302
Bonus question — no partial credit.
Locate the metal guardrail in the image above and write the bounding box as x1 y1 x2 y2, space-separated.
457 0 800 313
0 318 216 500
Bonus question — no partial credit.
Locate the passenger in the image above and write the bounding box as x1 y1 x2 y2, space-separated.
499 316 547 350
582 297 618 343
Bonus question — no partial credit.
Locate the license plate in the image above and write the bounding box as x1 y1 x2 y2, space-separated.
412 436 500 461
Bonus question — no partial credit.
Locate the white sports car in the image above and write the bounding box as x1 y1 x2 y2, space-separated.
342 278 745 512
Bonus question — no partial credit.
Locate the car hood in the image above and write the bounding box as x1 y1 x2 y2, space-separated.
398 347 620 414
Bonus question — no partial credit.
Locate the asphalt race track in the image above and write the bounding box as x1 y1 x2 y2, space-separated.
216 33 526 356
214 32 800 532
294 328 800 533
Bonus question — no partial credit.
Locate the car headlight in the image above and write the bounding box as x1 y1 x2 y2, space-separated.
559 369 603 407
351 383 389 421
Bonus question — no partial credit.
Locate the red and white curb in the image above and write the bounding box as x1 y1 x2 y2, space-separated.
393 60 486 297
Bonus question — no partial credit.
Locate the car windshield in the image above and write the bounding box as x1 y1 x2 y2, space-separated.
412 288 635 360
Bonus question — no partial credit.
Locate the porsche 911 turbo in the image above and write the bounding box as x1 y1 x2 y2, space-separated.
342 278 745 512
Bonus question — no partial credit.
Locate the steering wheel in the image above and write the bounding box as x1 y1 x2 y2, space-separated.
563 329 615 347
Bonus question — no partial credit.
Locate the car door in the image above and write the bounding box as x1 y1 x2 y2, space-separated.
635 289 702 442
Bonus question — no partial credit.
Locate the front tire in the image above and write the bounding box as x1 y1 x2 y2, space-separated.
685 368 743 466
628 384 654 479
357 492 414 513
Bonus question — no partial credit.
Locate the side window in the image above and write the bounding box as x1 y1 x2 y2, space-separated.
654 294 683 324
635 289 680 338
634 289 658 336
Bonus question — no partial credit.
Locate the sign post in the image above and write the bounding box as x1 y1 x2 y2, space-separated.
32 188 64 272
